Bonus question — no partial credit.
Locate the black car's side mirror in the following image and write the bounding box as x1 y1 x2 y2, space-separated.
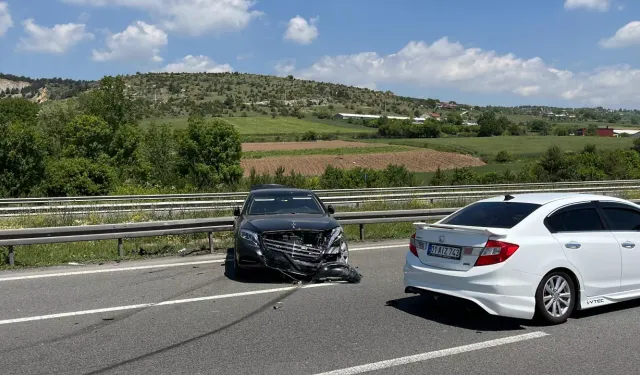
233 207 241 216
327 205 335 215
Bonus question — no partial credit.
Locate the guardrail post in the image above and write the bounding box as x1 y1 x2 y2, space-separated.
359 224 364 240
8 246 14 266
117 238 123 258
208 232 214 254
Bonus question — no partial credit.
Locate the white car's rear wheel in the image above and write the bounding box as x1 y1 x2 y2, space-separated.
535 271 576 324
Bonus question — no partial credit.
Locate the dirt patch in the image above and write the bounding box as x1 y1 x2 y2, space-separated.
242 140 379 152
241 149 485 176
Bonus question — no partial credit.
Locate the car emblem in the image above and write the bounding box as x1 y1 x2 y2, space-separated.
291 221 296 229
439 235 445 243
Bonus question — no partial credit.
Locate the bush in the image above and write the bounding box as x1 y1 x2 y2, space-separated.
495 150 512 163
41 157 116 196
177 116 243 189
301 131 318 141
0 121 46 197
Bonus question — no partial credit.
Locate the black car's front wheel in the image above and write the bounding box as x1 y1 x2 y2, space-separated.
233 247 248 280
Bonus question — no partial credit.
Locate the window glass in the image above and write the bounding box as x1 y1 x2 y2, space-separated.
441 202 541 229
603 208 640 231
247 193 324 215
546 208 604 232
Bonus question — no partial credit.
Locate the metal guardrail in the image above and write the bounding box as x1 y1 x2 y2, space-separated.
0 181 638 217
0 209 454 266
1 180 639 206
3 198 640 267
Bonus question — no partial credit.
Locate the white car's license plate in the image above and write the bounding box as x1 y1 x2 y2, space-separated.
427 244 462 260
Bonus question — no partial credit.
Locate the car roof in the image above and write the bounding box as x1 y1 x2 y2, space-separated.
478 193 628 206
249 187 314 196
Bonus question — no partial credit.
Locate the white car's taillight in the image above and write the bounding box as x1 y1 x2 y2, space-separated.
409 233 418 257
475 240 519 266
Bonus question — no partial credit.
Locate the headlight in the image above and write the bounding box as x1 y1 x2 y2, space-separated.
328 226 343 247
240 229 259 244
326 227 345 254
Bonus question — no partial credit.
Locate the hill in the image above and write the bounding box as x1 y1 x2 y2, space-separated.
2 71 639 125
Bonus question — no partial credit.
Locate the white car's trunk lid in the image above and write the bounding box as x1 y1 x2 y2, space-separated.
413 222 509 271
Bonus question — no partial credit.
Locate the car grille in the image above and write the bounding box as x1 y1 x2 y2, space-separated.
261 232 326 261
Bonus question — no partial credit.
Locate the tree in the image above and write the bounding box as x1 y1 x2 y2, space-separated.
538 145 569 182
110 123 147 181
528 119 551 135
78 75 141 130
0 121 46 197
0 98 39 126
144 122 178 186
61 115 112 159
177 116 243 188
477 112 503 137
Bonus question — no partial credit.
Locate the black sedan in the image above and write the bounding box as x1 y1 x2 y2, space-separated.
231 185 350 280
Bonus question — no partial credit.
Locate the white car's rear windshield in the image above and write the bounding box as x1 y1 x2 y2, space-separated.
442 202 541 229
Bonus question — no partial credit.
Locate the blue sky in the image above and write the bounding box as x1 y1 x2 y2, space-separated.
1 0 640 108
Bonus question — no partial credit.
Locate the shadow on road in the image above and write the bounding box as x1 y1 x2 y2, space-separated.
386 295 527 332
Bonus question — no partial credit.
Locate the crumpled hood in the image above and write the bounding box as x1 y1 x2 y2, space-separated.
243 214 339 232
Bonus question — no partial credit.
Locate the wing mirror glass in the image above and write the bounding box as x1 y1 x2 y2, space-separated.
233 207 241 216
327 205 335 215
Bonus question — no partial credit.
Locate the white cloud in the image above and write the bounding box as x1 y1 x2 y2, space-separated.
274 60 296 75
0 2 12 37
284 16 318 45
92 21 167 62
158 55 233 73
18 19 93 54
564 0 610 11
600 21 640 48
236 52 254 61
62 0 263 36
294 37 640 108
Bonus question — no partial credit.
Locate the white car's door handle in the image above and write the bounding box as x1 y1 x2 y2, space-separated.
565 242 581 249
622 242 636 249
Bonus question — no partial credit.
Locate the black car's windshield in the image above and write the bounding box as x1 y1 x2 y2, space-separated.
246 193 324 215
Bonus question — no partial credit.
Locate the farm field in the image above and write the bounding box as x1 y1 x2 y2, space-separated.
242 140 375 151
240 149 485 176
142 116 376 134
365 136 635 158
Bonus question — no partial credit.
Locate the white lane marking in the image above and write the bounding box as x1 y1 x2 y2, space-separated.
0 282 337 326
0 259 226 282
350 244 405 252
0 244 407 282
313 331 549 375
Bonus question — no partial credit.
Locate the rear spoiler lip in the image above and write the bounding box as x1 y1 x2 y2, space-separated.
412 222 509 238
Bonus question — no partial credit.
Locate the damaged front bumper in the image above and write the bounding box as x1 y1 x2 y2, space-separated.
235 227 361 283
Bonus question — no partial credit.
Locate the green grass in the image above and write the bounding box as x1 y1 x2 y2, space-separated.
414 162 528 184
242 145 413 159
366 136 635 158
142 116 376 135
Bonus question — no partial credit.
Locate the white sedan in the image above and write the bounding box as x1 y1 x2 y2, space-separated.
403 193 640 324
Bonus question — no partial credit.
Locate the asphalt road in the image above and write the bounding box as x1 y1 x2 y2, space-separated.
1 240 639 375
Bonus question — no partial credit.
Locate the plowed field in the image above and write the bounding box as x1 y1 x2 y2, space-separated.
242 140 376 152
240 149 485 176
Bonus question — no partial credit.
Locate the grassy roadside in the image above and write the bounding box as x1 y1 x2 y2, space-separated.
242 145 414 159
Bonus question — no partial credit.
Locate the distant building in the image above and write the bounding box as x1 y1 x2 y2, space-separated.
438 102 458 109
575 127 615 137
334 113 426 122
614 129 640 138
